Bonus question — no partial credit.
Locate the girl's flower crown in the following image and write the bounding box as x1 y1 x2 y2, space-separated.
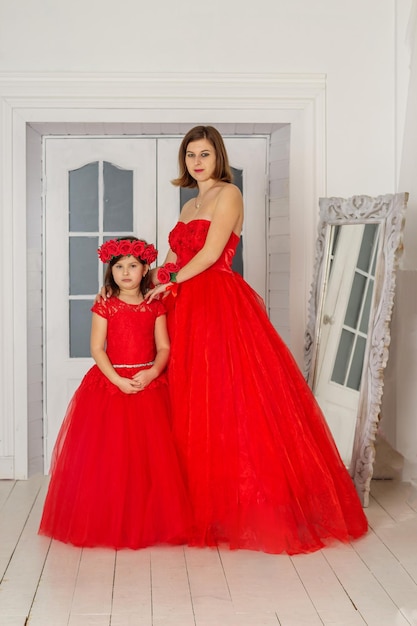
97 238 158 265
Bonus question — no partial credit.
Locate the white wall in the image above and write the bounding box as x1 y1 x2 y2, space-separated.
380 0 417 483
0 0 400 195
1 0 416 478
380 272 417 482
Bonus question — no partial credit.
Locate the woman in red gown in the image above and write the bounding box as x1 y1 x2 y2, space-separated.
39 238 190 549
145 125 368 555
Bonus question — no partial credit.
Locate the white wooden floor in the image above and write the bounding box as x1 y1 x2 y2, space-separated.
1 476 417 626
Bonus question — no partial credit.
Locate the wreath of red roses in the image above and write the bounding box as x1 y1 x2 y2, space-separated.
97 239 158 264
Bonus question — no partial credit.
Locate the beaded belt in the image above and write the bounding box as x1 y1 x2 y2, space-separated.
113 361 154 368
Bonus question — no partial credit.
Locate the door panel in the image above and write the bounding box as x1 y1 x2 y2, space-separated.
44 138 157 470
44 136 267 472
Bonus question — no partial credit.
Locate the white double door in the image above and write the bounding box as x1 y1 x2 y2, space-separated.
44 135 268 471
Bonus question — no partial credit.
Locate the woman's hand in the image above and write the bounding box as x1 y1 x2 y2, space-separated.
145 282 171 303
94 285 113 304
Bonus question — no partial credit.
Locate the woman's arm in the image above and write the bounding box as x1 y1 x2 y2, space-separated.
149 248 178 286
132 314 170 388
90 312 140 394
146 185 242 301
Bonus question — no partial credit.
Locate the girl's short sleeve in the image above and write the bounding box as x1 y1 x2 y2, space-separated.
91 299 109 319
153 300 167 318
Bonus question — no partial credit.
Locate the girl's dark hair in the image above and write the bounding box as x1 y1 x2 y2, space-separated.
104 237 151 296
171 125 233 188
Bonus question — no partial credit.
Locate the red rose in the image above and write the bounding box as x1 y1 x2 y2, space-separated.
142 244 158 264
106 240 120 257
131 240 145 258
97 242 109 262
157 267 171 284
118 240 134 255
98 240 117 262
164 262 180 273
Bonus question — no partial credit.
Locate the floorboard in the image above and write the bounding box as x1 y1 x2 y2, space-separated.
0 476 417 626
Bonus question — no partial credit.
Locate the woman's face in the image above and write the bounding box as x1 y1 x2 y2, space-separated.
185 139 217 183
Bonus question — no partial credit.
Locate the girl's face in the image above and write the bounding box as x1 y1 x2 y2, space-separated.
185 139 217 183
112 256 147 294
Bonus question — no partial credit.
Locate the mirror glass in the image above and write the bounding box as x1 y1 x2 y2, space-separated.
304 194 408 505
312 223 380 466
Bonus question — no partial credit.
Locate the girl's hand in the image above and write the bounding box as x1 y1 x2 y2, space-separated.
132 368 157 390
145 283 171 303
115 377 141 395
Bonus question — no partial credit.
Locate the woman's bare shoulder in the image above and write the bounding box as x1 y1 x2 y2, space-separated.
219 182 241 195
217 183 242 204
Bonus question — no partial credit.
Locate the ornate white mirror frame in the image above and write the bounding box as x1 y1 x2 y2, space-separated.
304 193 408 506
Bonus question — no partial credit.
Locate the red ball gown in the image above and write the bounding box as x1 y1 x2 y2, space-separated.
39 298 190 549
166 219 368 555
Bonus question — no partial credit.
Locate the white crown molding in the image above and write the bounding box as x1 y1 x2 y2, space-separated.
0 70 326 85
0 71 326 111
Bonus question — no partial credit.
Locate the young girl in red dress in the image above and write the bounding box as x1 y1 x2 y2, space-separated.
39 237 189 549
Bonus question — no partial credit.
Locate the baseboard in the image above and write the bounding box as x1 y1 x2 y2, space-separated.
0 456 14 479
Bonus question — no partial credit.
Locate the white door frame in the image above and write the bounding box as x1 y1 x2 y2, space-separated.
0 72 326 478
43 135 268 472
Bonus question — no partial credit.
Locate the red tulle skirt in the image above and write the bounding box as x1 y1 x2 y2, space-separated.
166 268 368 555
39 367 190 549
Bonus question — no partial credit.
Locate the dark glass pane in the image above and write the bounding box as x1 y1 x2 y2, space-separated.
344 273 366 328
180 186 197 207
69 162 99 231
371 245 378 274
69 300 93 358
347 336 366 391
331 225 341 255
328 225 341 280
230 168 243 276
359 279 374 334
357 224 379 272
69 237 99 295
331 329 354 385
103 162 133 232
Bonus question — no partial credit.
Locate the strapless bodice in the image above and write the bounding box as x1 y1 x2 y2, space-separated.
168 219 239 272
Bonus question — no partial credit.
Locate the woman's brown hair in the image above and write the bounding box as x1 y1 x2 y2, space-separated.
171 125 233 188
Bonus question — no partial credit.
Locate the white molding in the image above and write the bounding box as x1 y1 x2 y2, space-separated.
0 95 15 477
0 71 326 478
0 458 14 478
0 70 325 86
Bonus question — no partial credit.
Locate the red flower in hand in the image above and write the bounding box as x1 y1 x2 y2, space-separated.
157 267 171 284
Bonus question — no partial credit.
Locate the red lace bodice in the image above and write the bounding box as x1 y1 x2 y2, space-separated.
91 297 165 365
169 219 239 272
